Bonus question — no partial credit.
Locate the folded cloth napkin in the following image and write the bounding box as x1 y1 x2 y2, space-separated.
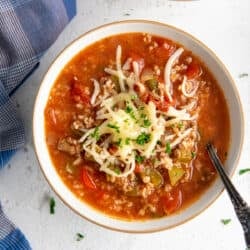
0 0 76 249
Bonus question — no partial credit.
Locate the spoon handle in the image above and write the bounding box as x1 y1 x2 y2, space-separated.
206 143 245 208
206 143 250 248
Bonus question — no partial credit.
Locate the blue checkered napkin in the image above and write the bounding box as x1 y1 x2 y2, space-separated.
0 0 76 249
0 0 76 168
0 204 31 250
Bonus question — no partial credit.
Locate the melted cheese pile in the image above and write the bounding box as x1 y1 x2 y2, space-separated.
79 92 195 177
79 93 165 177
78 45 198 177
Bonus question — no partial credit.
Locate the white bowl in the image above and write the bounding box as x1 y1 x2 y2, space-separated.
33 20 244 232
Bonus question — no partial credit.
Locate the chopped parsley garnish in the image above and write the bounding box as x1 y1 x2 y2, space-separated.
76 233 84 241
178 122 184 129
125 138 131 145
165 142 171 154
125 105 136 119
139 114 151 128
239 168 250 175
91 127 100 140
239 73 248 78
125 105 132 113
131 94 137 100
113 167 121 175
107 123 120 133
136 132 151 145
221 219 231 225
143 119 151 128
135 154 145 163
191 152 196 158
50 197 56 214
115 138 122 147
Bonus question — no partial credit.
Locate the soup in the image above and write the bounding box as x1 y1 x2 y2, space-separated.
44 33 230 220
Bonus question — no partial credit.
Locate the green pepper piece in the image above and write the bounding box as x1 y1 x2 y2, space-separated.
168 166 185 186
150 169 164 187
179 150 192 163
141 168 163 187
145 79 158 90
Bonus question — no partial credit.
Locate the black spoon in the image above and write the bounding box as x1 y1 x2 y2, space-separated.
206 143 250 249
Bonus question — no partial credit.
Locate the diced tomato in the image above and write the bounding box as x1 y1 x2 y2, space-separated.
71 77 90 105
133 84 141 94
148 94 170 112
186 62 201 79
82 168 97 190
140 92 149 103
161 189 182 215
155 100 170 112
108 145 118 155
128 52 145 74
135 164 144 174
139 85 174 112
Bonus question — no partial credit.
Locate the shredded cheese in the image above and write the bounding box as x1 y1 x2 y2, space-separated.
90 79 100 105
181 76 199 98
181 100 197 110
170 128 193 148
122 57 132 70
164 47 184 102
78 45 199 178
79 92 165 177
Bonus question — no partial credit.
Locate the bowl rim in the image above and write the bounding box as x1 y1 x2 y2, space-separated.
33 19 244 233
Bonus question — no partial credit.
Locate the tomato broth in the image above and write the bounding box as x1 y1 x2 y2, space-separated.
45 33 230 220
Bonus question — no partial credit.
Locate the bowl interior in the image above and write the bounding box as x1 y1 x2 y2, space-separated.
33 20 244 232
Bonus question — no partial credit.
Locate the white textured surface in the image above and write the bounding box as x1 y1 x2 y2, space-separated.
0 1 250 249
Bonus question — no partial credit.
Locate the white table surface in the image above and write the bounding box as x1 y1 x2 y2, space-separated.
1 1 250 249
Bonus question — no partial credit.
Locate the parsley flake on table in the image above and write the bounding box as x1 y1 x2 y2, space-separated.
50 197 56 214
76 233 84 241
239 168 250 175
221 218 231 225
238 73 248 78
